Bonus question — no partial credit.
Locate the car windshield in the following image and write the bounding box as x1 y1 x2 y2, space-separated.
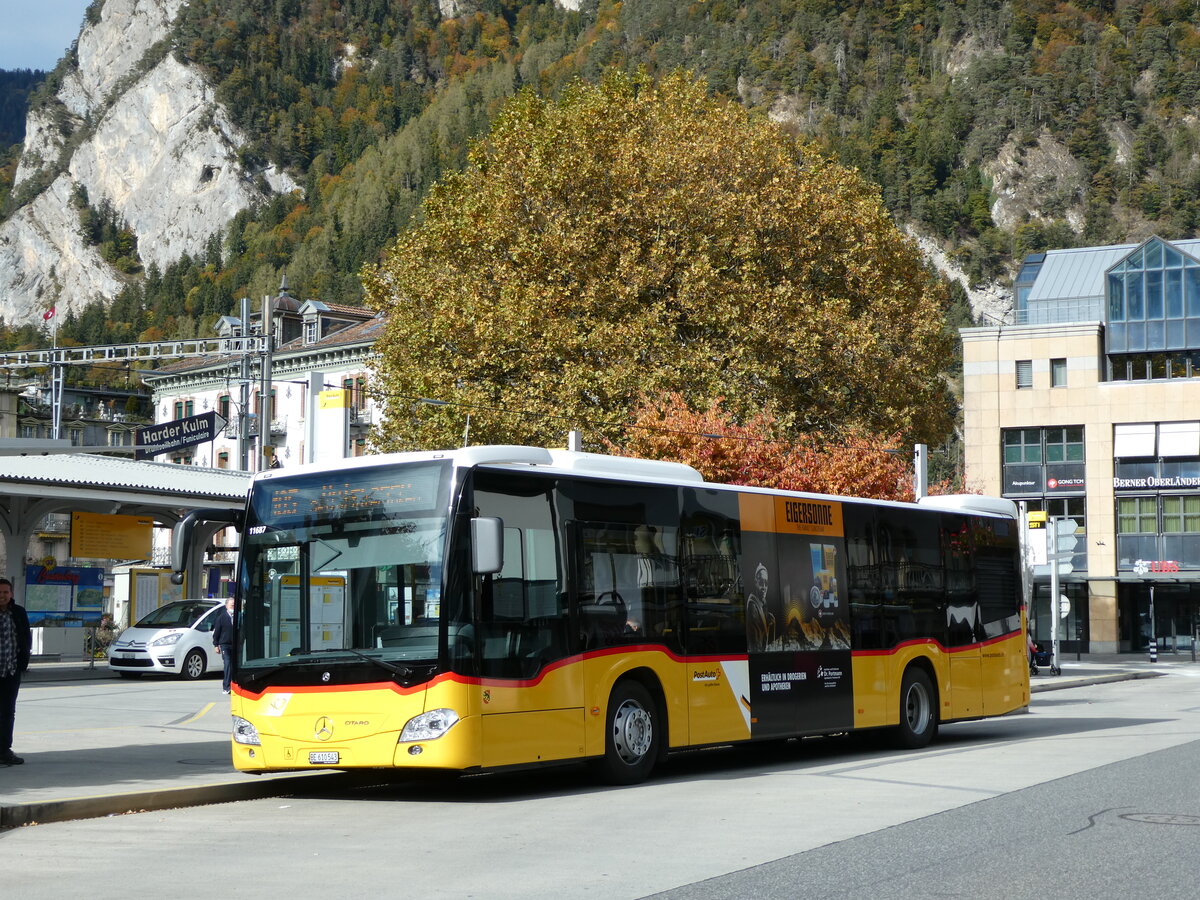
135 601 216 629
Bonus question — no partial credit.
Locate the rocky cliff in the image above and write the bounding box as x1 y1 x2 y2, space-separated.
3 0 1027 332
0 0 295 326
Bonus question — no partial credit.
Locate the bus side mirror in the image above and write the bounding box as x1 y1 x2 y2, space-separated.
471 517 503 575
172 507 245 584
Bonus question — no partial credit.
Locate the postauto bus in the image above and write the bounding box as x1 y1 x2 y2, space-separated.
174 446 1028 784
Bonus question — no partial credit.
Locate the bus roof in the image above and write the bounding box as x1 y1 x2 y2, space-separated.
251 445 705 487
251 446 1016 520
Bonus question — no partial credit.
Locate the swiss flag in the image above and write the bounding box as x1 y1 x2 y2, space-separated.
43 306 56 321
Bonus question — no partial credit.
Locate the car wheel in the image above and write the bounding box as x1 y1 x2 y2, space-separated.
894 666 937 749
594 679 660 785
181 649 207 680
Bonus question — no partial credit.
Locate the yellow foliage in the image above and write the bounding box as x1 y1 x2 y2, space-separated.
363 70 954 452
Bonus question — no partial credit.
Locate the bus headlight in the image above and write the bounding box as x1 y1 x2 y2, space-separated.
400 708 460 742
232 716 261 745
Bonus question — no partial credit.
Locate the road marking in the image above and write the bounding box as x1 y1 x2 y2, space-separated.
171 702 216 726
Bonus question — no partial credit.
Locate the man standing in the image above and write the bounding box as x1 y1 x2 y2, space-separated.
0 577 32 765
212 596 236 695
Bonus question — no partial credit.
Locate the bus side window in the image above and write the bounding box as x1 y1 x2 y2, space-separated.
844 507 882 651
943 513 982 647
973 516 1022 638
680 508 744 656
577 521 682 651
877 510 945 648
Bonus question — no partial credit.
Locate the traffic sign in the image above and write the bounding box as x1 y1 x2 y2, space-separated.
1054 519 1079 556
135 411 227 460
1049 518 1078 575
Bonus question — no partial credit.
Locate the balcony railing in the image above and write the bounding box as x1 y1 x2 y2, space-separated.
1014 298 1104 326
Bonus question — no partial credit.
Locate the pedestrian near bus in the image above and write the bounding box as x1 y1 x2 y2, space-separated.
212 596 236 694
0 576 32 765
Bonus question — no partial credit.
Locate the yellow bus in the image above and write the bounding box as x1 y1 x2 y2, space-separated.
178 446 1028 784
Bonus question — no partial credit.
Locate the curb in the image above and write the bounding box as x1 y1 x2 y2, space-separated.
1030 671 1161 694
0 771 354 831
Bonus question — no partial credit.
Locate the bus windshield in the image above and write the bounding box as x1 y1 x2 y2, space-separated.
237 461 453 678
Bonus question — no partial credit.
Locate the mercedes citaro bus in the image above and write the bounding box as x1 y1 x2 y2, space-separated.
173 446 1028 784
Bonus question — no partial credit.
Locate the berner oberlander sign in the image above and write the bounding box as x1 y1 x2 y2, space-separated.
135 411 226 460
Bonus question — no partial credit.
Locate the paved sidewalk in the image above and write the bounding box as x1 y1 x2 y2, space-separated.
2 653 1196 830
2 663 351 830
1027 650 1197 692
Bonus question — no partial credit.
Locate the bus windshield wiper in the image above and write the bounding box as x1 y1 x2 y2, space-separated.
291 647 413 678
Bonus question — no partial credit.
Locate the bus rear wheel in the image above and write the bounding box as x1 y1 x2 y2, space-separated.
596 680 659 785
895 667 937 749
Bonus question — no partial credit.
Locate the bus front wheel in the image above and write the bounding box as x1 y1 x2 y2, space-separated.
596 680 659 785
895 667 937 750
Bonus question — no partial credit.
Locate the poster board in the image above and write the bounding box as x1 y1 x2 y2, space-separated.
70 512 154 560
23 565 106 626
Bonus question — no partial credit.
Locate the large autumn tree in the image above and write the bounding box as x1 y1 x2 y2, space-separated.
363 70 955 451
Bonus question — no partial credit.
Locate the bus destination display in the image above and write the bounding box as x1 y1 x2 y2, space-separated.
265 469 441 523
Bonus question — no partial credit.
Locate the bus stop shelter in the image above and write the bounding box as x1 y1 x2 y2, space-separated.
0 453 249 595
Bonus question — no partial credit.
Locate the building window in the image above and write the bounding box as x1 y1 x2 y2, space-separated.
1014 253 1046 321
1162 496 1200 567
1118 497 1157 534
252 389 276 421
217 451 229 469
184 399 194 417
1162 496 1200 534
1003 427 1086 498
304 320 319 344
1045 427 1084 463
1026 496 1087 568
173 400 184 419
343 377 367 410
1158 422 1200 457
1117 496 1162 571
1016 359 1033 389
1004 429 1042 464
1051 358 1067 387
218 394 230 421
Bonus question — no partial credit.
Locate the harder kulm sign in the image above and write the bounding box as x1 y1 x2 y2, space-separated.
135 411 226 460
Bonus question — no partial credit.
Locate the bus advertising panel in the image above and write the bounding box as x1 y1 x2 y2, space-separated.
739 494 853 738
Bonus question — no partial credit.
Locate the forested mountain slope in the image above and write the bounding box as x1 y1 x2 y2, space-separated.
2 0 1198 353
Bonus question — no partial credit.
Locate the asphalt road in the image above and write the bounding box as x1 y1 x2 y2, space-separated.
4 672 1199 899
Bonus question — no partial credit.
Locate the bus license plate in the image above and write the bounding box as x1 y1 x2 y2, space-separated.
309 751 339 764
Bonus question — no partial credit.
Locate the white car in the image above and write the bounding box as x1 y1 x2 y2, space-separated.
108 599 224 680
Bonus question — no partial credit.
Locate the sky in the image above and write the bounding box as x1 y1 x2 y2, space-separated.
0 0 93 71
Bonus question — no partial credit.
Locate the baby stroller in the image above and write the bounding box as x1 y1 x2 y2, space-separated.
1029 641 1059 676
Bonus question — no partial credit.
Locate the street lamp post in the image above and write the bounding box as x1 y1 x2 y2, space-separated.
1049 516 1061 675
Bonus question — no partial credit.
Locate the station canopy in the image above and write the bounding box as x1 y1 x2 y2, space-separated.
0 453 249 587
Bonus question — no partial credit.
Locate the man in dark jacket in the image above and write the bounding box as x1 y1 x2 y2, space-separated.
0 577 32 765
212 596 236 694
